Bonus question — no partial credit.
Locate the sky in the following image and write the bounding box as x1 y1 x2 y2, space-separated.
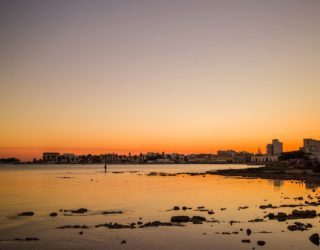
1 0 320 160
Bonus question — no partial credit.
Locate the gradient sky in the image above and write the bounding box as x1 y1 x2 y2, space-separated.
1 0 320 160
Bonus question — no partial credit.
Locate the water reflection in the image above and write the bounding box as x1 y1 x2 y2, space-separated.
0 164 319 250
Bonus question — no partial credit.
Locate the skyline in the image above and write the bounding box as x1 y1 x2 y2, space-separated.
0 137 315 161
1 0 320 161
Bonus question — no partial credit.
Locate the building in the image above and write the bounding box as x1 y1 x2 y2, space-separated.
59 153 78 163
251 155 279 163
266 139 283 155
233 151 253 163
217 150 236 158
43 152 60 163
303 138 320 160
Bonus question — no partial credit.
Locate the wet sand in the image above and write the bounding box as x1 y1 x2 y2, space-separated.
0 164 320 249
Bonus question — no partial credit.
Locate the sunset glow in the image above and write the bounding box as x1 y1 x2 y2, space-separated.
1 0 320 160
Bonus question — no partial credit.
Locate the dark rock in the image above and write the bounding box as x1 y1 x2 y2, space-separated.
288 222 312 231
173 206 180 210
102 211 123 215
18 211 34 216
79 231 83 235
140 221 181 228
190 216 206 224
229 220 241 225
72 208 87 214
64 208 88 214
259 204 277 209
49 212 58 217
257 240 265 246
247 229 252 236
248 218 264 223
208 211 214 215
13 238 39 241
170 216 190 223
95 223 135 229
25 238 39 241
291 209 316 218
242 239 251 243
121 240 127 244
57 225 89 229
268 209 317 221
309 233 320 246
182 206 188 210
238 206 249 210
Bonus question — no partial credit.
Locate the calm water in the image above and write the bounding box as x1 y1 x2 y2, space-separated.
0 164 319 250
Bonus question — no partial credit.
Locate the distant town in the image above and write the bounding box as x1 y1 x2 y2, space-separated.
1 138 320 165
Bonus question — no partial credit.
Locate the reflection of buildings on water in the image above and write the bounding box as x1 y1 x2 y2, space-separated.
268 178 320 191
305 180 320 190
269 179 284 190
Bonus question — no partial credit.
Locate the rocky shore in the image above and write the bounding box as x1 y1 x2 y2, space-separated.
213 165 320 183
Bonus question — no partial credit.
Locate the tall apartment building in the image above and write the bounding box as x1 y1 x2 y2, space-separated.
266 139 283 155
303 138 320 160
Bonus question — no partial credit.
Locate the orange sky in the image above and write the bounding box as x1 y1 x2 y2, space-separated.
1 1 320 161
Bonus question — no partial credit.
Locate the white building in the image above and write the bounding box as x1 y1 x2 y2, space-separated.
303 138 320 160
266 139 283 155
43 152 60 163
60 153 78 163
251 155 279 163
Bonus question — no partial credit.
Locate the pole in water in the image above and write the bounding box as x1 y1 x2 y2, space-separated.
104 154 107 172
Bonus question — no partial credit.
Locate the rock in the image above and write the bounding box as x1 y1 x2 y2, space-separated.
248 218 264 223
242 239 251 243
95 223 135 229
140 221 182 228
102 211 123 215
170 216 190 223
238 206 249 210
267 212 287 221
257 240 265 246
49 212 58 217
309 233 320 246
182 206 188 210
79 231 83 235
137 221 143 225
208 211 214 215
190 216 206 224
247 229 252 236
229 220 241 225
72 208 88 214
64 208 88 214
259 204 276 209
291 209 316 218
18 211 34 216
277 212 287 221
25 238 39 241
287 222 312 231
121 240 127 244
173 206 180 210
58 225 89 229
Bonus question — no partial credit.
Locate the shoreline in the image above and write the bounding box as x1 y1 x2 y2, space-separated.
213 165 320 183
